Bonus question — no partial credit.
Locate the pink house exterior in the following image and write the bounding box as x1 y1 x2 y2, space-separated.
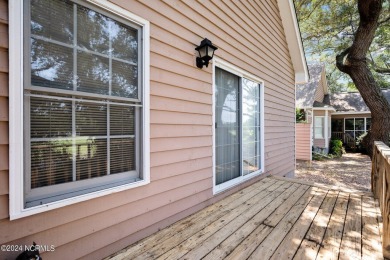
296 64 390 160
0 0 308 259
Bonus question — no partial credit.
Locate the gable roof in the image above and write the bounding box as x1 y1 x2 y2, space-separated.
296 64 324 108
330 89 390 112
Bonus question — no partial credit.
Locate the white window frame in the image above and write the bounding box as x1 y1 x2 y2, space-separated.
9 0 150 220
314 116 324 139
344 117 370 139
212 58 265 194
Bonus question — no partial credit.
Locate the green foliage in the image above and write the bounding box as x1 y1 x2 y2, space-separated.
294 0 390 92
312 152 333 161
356 132 368 153
296 108 306 122
329 139 345 157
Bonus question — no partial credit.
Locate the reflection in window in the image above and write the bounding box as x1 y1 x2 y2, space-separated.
314 117 324 139
24 0 143 207
242 78 260 176
30 0 139 99
344 118 371 140
331 119 343 132
215 67 263 186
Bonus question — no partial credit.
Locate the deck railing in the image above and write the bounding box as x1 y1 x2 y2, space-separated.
371 141 390 258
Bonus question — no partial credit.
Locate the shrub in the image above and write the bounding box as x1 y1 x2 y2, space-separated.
296 108 306 122
329 139 345 157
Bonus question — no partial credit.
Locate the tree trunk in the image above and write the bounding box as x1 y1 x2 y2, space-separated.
336 0 390 158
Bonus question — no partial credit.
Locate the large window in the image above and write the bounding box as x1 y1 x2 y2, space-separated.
214 64 264 193
10 0 150 218
314 116 324 139
345 117 371 140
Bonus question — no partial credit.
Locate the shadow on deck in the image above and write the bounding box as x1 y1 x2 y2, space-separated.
106 176 383 260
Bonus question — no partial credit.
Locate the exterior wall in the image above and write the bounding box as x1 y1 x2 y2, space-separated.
0 0 9 225
313 109 331 150
0 0 296 259
296 123 311 160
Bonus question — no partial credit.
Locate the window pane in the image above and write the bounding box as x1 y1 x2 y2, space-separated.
76 102 107 136
366 118 371 130
112 61 138 98
77 5 110 54
31 39 73 90
242 78 260 175
30 96 72 138
111 21 138 63
315 117 323 127
31 140 73 188
77 51 109 95
345 119 354 130
215 68 240 185
355 118 364 130
31 0 74 44
332 119 343 132
76 138 107 180
315 127 324 138
110 138 135 174
355 131 365 140
110 105 135 135
345 131 355 140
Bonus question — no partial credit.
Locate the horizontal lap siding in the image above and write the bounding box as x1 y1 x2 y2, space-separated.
314 74 325 103
296 123 311 161
0 0 8 226
0 0 296 259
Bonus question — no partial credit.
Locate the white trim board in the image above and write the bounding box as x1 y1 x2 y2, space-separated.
332 111 371 115
9 0 151 220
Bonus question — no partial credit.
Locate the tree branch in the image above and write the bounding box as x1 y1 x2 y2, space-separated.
336 47 352 73
379 15 390 24
367 57 390 74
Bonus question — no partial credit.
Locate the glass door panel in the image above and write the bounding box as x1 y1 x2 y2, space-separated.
215 67 240 185
242 78 260 176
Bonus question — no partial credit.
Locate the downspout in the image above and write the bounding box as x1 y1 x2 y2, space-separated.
325 110 329 151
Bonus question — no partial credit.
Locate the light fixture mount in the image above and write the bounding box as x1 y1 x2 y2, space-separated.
195 38 218 69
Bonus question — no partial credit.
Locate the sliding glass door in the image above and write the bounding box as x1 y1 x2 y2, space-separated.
215 67 263 188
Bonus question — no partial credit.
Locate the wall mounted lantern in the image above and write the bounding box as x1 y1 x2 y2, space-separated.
195 38 218 69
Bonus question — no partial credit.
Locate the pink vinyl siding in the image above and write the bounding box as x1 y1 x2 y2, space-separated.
0 0 8 224
313 67 327 103
296 123 311 161
0 0 297 259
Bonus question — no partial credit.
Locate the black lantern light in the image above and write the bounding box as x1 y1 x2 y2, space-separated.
195 38 218 69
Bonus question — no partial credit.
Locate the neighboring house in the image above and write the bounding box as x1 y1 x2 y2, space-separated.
296 64 334 160
330 90 390 145
296 64 390 161
0 0 308 259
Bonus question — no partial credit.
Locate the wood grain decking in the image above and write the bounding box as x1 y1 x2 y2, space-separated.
106 176 383 260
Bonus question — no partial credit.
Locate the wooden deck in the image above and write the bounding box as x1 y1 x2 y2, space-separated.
106 176 383 260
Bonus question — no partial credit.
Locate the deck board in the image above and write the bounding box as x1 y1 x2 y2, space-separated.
106 177 383 260
316 192 349 260
339 195 362 260
269 189 327 260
